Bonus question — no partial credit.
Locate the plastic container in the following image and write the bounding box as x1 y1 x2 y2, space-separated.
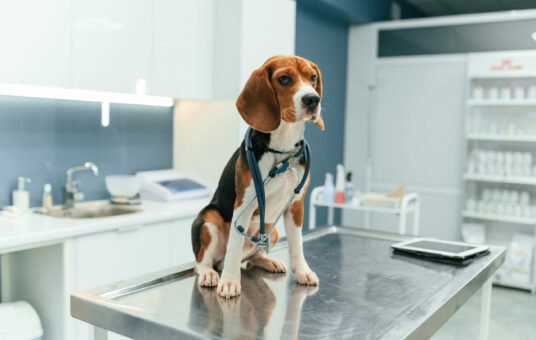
363 193 401 209
322 173 335 203
345 172 354 203
0 301 43 339
334 164 346 204
42 183 52 211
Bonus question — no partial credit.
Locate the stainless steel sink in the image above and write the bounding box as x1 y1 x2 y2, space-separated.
35 202 141 219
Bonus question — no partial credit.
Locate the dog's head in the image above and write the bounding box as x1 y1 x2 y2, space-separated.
236 55 323 133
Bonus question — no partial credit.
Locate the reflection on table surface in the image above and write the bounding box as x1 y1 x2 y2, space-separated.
189 267 318 339
112 233 468 339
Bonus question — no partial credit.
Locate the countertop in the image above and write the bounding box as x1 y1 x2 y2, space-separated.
0 198 209 254
71 226 505 340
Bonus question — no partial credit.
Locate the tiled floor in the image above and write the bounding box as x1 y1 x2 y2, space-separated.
432 286 536 340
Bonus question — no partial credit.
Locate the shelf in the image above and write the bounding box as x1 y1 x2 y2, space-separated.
493 276 534 292
468 99 536 107
463 173 536 185
462 211 536 225
313 201 416 214
467 134 536 142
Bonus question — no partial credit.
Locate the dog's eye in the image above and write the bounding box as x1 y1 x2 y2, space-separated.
278 76 291 86
310 75 317 84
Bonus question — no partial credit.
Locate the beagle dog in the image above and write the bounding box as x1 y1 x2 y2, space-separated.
191 55 323 298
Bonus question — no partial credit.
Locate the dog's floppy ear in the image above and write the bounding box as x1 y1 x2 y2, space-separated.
236 66 280 133
311 63 324 130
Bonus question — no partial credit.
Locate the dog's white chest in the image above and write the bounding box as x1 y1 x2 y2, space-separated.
253 158 303 222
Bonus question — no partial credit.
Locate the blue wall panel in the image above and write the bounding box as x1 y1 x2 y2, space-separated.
296 2 348 228
0 96 173 207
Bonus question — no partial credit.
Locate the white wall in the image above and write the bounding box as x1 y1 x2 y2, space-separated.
173 101 240 189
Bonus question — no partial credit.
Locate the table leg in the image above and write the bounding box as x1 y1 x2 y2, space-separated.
479 278 492 340
413 201 420 236
94 326 108 340
309 199 316 230
327 207 334 225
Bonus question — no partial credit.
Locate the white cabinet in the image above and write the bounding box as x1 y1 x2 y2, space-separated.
74 221 172 340
0 0 296 99
171 217 196 265
0 0 71 87
75 221 173 290
239 0 296 86
151 0 214 99
72 0 152 93
211 0 296 101
74 217 194 340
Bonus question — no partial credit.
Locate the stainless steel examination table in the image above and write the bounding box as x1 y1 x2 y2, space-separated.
71 226 505 340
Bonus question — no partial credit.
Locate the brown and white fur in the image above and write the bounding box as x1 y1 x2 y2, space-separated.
191 55 324 298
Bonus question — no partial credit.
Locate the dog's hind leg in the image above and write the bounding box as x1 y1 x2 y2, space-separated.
247 227 287 273
192 208 227 287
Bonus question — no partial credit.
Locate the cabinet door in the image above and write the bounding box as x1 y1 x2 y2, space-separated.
72 0 152 93
75 221 173 340
76 221 172 290
151 0 214 99
239 0 296 84
0 0 71 87
171 217 196 265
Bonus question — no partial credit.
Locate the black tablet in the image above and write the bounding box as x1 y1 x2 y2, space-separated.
392 238 489 260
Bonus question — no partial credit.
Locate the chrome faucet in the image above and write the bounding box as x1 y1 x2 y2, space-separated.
64 162 99 209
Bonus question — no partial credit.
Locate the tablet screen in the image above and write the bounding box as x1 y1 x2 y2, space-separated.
405 240 475 254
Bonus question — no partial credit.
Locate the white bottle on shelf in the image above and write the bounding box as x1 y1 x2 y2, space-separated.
514 85 525 100
473 85 484 99
500 85 512 100
487 86 498 100
527 85 536 99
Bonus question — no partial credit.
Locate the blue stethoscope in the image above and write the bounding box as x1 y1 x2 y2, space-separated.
234 127 311 253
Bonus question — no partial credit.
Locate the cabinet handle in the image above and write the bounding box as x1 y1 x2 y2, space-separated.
116 224 143 233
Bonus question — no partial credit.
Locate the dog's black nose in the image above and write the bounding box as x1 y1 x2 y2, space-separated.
302 94 320 110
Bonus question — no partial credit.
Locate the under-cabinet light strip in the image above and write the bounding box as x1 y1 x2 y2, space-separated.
0 83 174 107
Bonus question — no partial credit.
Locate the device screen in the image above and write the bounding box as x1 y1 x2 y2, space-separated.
159 179 205 193
405 240 476 254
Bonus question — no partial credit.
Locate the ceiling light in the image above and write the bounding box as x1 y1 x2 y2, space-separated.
101 101 110 127
0 83 173 107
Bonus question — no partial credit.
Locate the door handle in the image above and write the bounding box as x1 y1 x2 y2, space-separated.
116 224 143 233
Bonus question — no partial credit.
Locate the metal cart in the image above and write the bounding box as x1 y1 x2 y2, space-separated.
309 186 421 235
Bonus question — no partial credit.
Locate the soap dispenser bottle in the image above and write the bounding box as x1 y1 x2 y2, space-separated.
43 183 53 212
12 177 31 210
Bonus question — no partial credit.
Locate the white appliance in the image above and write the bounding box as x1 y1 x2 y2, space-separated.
136 169 210 202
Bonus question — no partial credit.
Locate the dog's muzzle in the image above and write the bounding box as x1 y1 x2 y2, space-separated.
301 94 320 113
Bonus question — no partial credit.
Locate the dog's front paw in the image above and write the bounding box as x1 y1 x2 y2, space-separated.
294 267 319 286
217 275 241 298
198 268 219 287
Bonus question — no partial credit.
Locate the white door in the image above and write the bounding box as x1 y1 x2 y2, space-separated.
369 56 467 240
